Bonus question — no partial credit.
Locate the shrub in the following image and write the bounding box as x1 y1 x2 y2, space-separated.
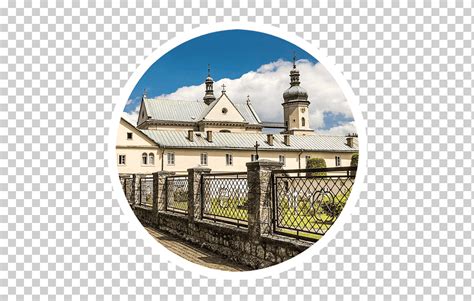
350 153 359 167
306 158 327 176
350 153 358 176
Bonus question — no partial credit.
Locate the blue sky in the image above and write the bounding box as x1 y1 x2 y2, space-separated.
126 30 317 111
125 30 355 134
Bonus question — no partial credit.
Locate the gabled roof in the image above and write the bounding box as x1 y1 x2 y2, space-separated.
141 130 358 152
142 97 262 125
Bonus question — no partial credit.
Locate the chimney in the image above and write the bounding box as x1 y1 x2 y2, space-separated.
188 130 194 142
267 134 274 146
283 134 290 146
207 130 213 142
346 136 353 148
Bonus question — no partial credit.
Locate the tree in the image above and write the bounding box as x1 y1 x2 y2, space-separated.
350 153 358 176
306 158 327 176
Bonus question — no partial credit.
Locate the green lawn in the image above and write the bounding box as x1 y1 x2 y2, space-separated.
205 197 248 222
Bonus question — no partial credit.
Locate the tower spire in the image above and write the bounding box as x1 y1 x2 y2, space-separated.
289 52 300 86
203 64 216 105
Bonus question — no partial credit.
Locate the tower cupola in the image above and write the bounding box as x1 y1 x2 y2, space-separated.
203 64 216 105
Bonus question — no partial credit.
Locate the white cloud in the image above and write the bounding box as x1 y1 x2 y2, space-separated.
126 60 354 133
317 121 357 136
122 101 140 125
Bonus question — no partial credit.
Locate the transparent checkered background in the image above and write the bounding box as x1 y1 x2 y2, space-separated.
1 0 473 299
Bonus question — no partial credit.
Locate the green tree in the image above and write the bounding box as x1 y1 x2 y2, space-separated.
306 158 327 176
350 153 358 176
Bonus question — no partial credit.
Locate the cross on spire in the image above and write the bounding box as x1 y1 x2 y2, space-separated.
143 88 148 98
247 95 250 102
292 51 297 69
207 64 211 77
221 83 226 93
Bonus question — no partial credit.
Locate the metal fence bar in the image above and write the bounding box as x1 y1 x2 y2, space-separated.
165 175 188 214
201 172 249 227
272 166 357 241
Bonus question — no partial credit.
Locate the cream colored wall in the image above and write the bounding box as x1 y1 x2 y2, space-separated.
199 124 248 133
284 102 310 131
160 148 356 173
117 119 155 147
116 147 162 174
117 118 161 174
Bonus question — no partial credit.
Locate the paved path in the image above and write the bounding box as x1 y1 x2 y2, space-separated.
145 227 251 272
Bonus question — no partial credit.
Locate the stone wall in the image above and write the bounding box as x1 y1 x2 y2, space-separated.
129 160 313 270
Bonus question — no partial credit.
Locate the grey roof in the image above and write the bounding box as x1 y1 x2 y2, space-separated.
143 97 261 125
143 98 207 122
140 130 358 152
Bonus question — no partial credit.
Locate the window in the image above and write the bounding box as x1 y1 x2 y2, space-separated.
149 153 154 165
251 154 257 162
335 156 341 167
305 155 311 167
142 153 147 165
126 132 133 140
118 155 126 165
279 155 286 166
200 153 208 166
226 154 233 166
301 117 306 127
167 153 175 165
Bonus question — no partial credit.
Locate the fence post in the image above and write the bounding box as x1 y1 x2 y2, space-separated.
246 160 284 241
152 171 175 214
132 174 141 206
187 167 211 223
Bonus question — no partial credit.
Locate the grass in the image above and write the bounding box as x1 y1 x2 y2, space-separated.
168 189 188 212
205 197 248 222
275 190 351 238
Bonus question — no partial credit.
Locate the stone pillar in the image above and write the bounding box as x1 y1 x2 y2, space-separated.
187 167 211 222
152 171 175 214
246 160 284 241
132 174 140 206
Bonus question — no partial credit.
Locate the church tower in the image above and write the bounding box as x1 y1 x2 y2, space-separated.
281 54 314 136
203 64 216 105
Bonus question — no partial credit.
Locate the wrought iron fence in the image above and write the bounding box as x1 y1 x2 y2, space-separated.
139 175 154 207
165 175 189 214
119 174 133 203
201 172 248 227
272 166 357 241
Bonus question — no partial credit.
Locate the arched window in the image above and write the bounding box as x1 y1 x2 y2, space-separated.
149 153 154 165
142 153 147 165
301 117 306 127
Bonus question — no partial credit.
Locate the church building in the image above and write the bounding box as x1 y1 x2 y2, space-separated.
116 59 358 174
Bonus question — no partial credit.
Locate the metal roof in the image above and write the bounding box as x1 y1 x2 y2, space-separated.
143 97 261 125
140 130 359 152
143 98 207 122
